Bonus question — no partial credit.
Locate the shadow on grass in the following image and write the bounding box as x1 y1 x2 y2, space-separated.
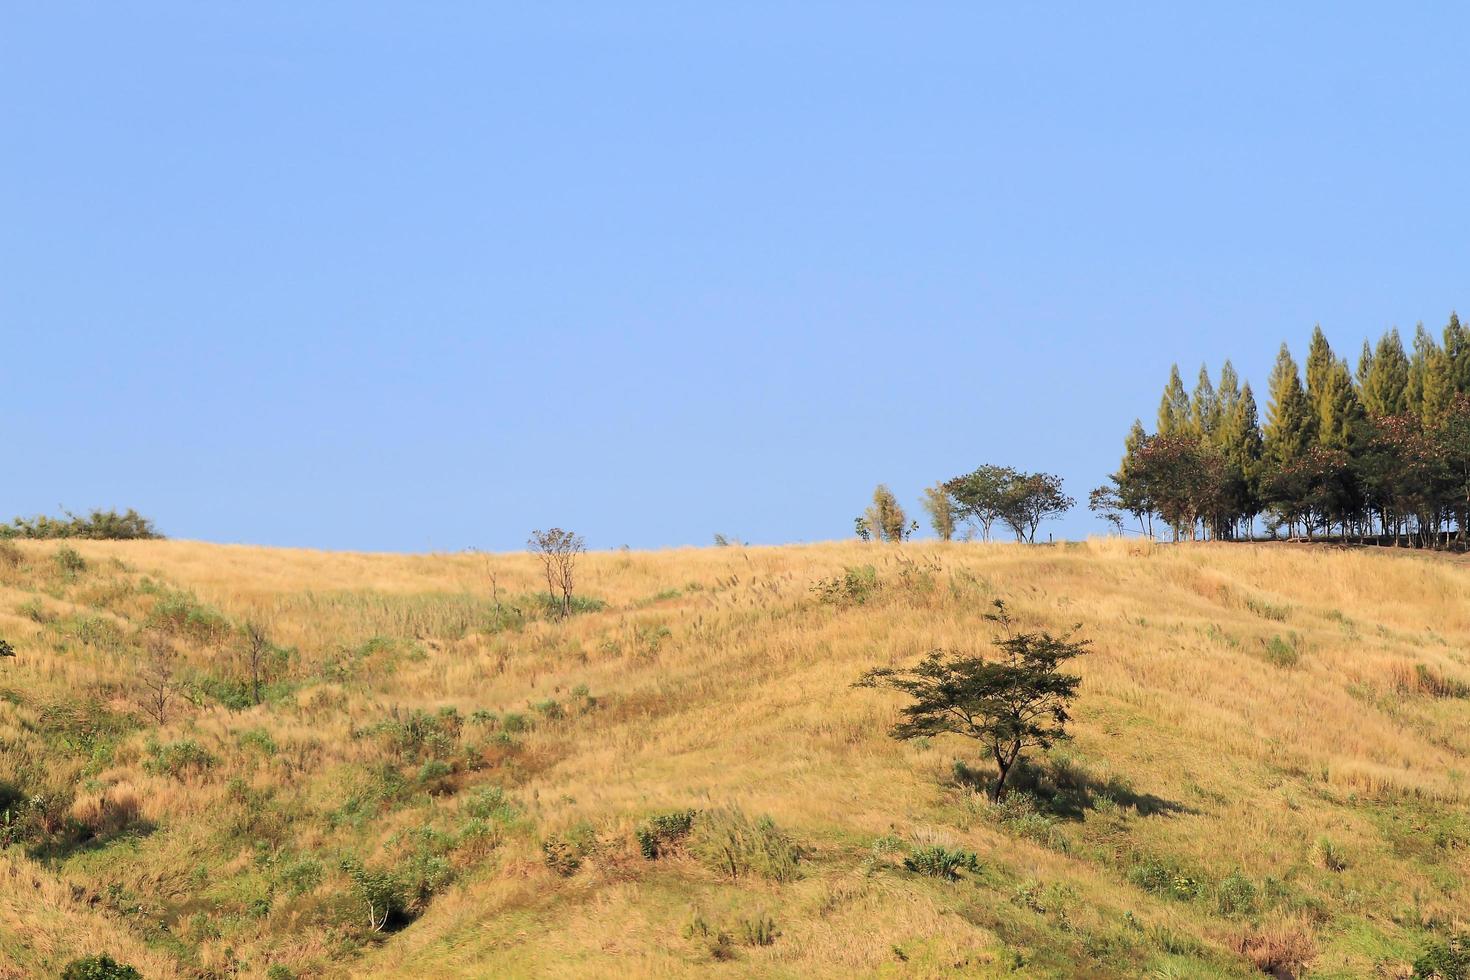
953 757 1196 820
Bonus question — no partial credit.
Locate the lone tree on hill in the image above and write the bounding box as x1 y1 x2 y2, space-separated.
863 485 911 542
921 483 957 541
239 621 278 706
137 633 179 725
856 600 1086 801
529 528 585 619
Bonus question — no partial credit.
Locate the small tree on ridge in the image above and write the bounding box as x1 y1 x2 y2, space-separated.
855 600 1086 801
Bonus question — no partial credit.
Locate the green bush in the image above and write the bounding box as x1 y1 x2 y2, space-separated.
341 858 406 932
812 565 879 605
903 845 980 880
1415 933 1470 979
741 913 780 947
143 586 231 645
1264 634 1300 668
54 546 87 575
142 739 217 779
465 786 519 824
4 509 160 541
635 809 697 859
689 807 802 882
1215 870 1257 916
60 955 143 980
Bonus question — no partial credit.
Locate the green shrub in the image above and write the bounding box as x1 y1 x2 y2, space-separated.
6 509 160 541
266 966 295 980
417 759 454 790
1312 835 1348 872
1215 870 1257 916
143 586 231 645
1414 933 1470 979
341 858 406 932
238 727 277 755
741 913 780 947
903 845 980 880
60 955 143 980
465 786 519 824
689 807 802 882
812 565 879 605
278 857 324 896
142 739 217 779
635 809 697 859
1127 855 1201 900
54 546 87 575
1264 634 1300 668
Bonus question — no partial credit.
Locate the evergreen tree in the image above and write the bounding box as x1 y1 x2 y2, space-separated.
1158 365 1191 437
1422 347 1455 428
1407 324 1439 420
1215 360 1241 442
1190 365 1219 441
1220 381 1265 533
1361 328 1410 417
1305 325 1337 433
1264 343 1314 471
1444 312 1470 394
1318 359 1364 451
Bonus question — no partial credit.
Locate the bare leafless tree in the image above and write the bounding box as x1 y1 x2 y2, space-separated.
137 633 179 725
240 620 274 706
528 528 585 619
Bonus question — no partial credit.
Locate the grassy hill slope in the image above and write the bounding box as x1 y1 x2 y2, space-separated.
2 538 1469 978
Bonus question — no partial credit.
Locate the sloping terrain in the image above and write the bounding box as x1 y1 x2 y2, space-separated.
2 538 1469 978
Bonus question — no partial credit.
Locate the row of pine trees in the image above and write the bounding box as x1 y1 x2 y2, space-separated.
1094 314 1470 546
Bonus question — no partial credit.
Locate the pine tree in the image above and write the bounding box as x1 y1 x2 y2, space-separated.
1443 311 1470 394
1264 343 1314 471
1407 324 1439 420
1360 329 1410 417
1220 381 1264 532
1158 365 1191 437
1216 360 1241 438
1422 347 1455 428
1190 365 1219 441
1305 325 1336 434
1318 358 1363 451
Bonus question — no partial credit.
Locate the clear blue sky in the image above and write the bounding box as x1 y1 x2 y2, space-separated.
5 5 1469 551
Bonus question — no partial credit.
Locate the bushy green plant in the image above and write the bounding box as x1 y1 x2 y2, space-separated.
1264 634 1300 668
1414 933 1470 979
60 955 142 980
5 509 160 541
635 809 697 859
340 858 410 932
465 786 520 823
1215 870 1257 915
689 807 802 882
741 913 780 947
903 845 980 880
142 739 217 779
812 565 879 605
143 586 231 645
54 545 87 575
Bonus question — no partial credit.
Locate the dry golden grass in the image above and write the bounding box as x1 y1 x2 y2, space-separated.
2 537 1469 977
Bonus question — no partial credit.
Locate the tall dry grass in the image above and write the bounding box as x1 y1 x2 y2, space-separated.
1 536 1468 977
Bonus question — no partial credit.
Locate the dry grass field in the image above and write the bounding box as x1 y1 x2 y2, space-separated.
2 536 1470 978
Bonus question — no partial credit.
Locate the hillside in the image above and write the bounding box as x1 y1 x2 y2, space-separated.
2 538 1469 978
